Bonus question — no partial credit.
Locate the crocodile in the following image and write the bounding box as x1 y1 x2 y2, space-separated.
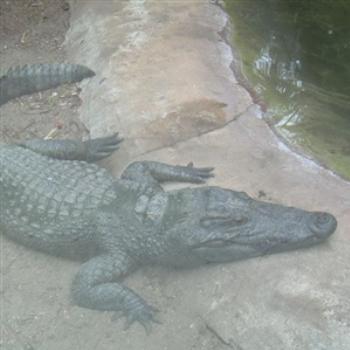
0 64 337 332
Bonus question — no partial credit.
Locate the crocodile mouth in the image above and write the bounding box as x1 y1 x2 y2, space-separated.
191 212 337 263
191 240 261 263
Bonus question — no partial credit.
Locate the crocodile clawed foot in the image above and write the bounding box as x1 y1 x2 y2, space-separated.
183 162 215 183
85 133 124 161
124 303 161 334
111 303 161 334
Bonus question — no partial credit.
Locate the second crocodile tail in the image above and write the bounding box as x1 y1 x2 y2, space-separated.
0 63 95 106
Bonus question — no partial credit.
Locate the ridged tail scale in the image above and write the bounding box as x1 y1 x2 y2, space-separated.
0 63 95 106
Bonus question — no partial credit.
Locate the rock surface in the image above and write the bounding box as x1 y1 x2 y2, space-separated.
2 1 349 349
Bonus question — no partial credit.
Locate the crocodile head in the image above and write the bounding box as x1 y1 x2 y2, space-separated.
161 187 336 267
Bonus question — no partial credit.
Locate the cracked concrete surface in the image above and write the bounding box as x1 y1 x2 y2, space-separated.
2 1 350 349
65 0 252 168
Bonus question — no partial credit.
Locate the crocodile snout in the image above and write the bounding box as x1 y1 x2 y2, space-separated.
308 212 337 238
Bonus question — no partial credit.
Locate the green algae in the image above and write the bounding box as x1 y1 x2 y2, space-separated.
224 0 350 180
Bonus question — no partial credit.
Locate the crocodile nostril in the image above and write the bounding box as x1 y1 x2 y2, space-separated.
309 212 337 238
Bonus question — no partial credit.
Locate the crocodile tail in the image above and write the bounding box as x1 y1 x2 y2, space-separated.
0 63 95 106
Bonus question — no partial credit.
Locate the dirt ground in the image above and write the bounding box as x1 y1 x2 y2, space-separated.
0 0 89 144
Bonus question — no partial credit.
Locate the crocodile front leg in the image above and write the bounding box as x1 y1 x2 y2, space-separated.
71 254 158 332
18 134 122 161
121 161 214 186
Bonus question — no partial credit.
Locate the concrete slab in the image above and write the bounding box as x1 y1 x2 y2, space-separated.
65 0 252 165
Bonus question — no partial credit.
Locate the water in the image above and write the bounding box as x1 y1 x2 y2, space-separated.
225 0 350 180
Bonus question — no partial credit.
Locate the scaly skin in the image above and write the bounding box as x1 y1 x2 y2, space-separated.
0 63 337 332
0 63 95 106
